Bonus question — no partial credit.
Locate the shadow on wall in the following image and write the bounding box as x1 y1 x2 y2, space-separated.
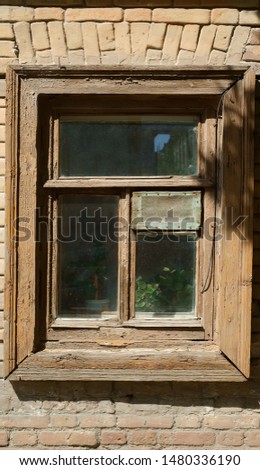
10 380 260 410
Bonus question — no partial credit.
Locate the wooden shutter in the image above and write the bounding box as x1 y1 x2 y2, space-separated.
5 68 38 376
217 70 255 377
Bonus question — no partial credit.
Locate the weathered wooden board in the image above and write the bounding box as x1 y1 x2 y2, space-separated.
9 348 245 382
217 69 254 378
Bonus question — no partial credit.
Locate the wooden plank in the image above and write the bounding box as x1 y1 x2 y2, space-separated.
240 69 255 375
4 67 19 376
16 80 38 364
47 324 204 342
8 348 245 382
217 69 254 378
119 190 130 323
9 368 245 382
11 65 248 79
9 67 248 101
200 189 215 339
44 177 214 189
5 69 39 376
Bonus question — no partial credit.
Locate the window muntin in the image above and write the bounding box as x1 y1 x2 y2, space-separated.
59 115 198 177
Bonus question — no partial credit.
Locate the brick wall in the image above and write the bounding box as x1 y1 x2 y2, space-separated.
0 6 259 70
0 3 260 449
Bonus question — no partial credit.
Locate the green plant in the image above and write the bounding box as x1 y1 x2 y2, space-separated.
135 266 194 312
135 276 161 310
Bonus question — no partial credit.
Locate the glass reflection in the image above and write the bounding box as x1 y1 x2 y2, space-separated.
60 116 198 177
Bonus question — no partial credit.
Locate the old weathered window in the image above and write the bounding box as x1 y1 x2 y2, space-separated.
5 67 254 381
54 112 205 324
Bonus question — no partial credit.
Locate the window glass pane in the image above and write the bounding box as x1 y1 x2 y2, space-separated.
135 233 196 317
57 195 118 319
60 116 198 177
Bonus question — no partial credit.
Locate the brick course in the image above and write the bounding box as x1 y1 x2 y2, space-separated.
0 6 258 70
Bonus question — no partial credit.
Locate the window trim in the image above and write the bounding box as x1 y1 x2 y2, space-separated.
4 66 254 382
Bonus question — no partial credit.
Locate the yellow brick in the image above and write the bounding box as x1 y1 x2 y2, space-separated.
124 9 151 22
243 46 260 62
0 6 33 22
0 177 4 192
64 22 83 50
34 8 64 21
31 22 50 51
177 49 194 65
68 50 85 65
193 25 217 65
0 58 17 74
147 23 166 50
0 126 4 142
153 9 210 25
0 23 14 40
162 25 182 63
0 41 15 58
130 22 150 65
114 22 131 63
0 143 4 157
0 258 4 275
180 24 200 52
249 29 260 45
0 193 5 210
209 50 226 65
82 22 100 65
14 22 34 64
0 276 4 292
146 49 162 65
36 50 53 65
226 26 250 64
0 227 5 243
240 10 260 26
0 211 4 227
0 108 5 125
211 9 239 25
101 51 119 65
48 21 67 57
97 23 115 52
65 8 123 22
214 25 234 52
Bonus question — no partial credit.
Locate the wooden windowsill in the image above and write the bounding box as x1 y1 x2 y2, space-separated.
8 346 246 382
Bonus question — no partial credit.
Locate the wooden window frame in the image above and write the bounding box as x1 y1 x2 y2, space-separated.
4 66 254 382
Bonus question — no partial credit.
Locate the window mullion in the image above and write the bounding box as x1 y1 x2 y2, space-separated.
119 190 131 323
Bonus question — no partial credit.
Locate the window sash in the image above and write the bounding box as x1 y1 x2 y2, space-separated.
49 190 206 325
